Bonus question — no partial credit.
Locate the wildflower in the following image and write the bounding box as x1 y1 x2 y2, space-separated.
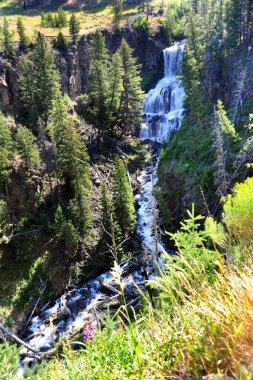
83 322 96 343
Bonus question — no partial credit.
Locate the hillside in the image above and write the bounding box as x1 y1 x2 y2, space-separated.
0 0 253 379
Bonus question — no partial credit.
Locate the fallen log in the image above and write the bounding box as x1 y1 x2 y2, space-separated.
21 285 46 336
0 323 38 354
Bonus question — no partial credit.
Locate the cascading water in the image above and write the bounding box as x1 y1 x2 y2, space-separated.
137 41 185 254
140 41 185 142
17 41 185 376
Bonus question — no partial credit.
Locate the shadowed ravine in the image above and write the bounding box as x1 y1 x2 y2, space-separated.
18 41 185 375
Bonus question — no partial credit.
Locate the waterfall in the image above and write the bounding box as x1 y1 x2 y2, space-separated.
140 41 185 142
137 41 185 254
17 42 185 376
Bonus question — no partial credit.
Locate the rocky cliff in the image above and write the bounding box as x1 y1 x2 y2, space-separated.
0 28 165 109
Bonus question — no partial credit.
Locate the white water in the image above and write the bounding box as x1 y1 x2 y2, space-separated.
137 41 185 254
18 41 185 376
140 41 185 142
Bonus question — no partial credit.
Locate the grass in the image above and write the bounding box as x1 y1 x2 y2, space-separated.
0 0 141 40
0 0 174 41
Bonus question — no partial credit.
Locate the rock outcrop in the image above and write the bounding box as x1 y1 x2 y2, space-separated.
0 28 165 109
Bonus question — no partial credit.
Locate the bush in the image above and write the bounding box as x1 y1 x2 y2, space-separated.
223 177 253 261
0 344 20 380
132 16 150 31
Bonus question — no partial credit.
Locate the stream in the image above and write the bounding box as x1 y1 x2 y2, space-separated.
18 41 185 374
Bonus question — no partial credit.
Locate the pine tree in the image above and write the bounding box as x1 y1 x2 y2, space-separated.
225 0 243 50
100 181 123 261
69 13 80 46
2 17 14 57
55 205 78 258
18 32 60 127
55 31 68 51
118 39 144 135
57 7 67 27
0 113 13 192
51 95 92 236
90 29 109 61
16 17 30 51
112 157 136 238
89 30 111 140
15 126 40 172
101 181 112 236
182 13 209 124
108 50 124 120
113 0 123 31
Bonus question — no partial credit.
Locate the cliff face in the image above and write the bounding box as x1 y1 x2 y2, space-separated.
0 28 165 109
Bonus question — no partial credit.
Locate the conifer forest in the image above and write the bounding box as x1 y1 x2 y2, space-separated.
0 0 253 378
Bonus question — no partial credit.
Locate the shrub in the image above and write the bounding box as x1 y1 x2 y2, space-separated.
222 177 253 262
0 344 20 380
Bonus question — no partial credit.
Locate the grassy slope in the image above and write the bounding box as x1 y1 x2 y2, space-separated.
0 0 165 40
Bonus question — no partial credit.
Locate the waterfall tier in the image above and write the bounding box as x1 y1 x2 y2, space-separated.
140 41 185 142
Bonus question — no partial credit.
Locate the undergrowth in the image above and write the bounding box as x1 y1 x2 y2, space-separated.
1 177 253 379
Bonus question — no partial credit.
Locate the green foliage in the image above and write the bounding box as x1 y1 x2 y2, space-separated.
88 33 143 140
69 13 80 46
88 30 111 140
113 0 123 31
223 177 253 260
53 31 68 51
100 181 123 261
1 17 14 57
0 344 19 380
182 13 209 123
18 32 60 127
15 126 40 172
112 157 136 238
51 94 92 238
132 15 150 31
0 199 12 244
55 205 78 258
216 100 239 142
118 39 144 135
41 8 67 28
0 113 13 192
158 119 214 228
16 17 30 51
167 205 219 283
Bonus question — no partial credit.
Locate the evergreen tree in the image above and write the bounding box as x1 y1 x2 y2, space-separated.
55 31 68 51
112 157 136 238
89 30 111 140
100 181 123 261
55 205 78 258
17 17 30 50
108 50 124 119
0 113 13 192
18 32 60 127
182 13 209 124
69 13 80 46
16 17 30 51
51 95 92 236
16 126 40 172
118 39 144 135
57 7 67 27
101 181 113 236
2 17 14 57
113 0 123 31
